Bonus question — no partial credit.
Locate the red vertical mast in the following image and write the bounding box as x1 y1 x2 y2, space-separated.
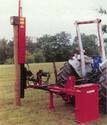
18 0 26 99
18 0 22 17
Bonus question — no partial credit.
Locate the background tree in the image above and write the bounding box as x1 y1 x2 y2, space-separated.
33 50 46 63
0 38 7 64
73 34 99 56
0 31 103 64
37 32 72 62
102 25 107 34
97 8 107 14
26 36 37 53
26 51 34 63
5 40 14 64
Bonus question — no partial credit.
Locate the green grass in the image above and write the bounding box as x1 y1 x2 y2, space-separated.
0 62 107 125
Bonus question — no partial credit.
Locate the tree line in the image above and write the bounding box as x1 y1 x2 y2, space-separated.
0 28 107 64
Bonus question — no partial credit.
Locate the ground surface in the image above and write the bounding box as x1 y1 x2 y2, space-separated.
0 63 107 125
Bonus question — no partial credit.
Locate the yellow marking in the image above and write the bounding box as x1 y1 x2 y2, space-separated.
20 17 25 21
20 21 25 25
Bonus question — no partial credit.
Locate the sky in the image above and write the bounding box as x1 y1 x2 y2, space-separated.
0 0 107 41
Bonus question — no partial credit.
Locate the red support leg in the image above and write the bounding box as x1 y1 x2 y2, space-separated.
49 92 54 110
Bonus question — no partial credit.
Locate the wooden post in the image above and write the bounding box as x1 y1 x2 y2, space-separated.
53 62 57 83
13 26 21 106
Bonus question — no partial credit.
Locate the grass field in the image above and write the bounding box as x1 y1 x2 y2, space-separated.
0 63 107 125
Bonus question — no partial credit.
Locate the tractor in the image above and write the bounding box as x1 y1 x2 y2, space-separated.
56 19 107 113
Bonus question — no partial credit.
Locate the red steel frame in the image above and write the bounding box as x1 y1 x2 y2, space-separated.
15 0 26 105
